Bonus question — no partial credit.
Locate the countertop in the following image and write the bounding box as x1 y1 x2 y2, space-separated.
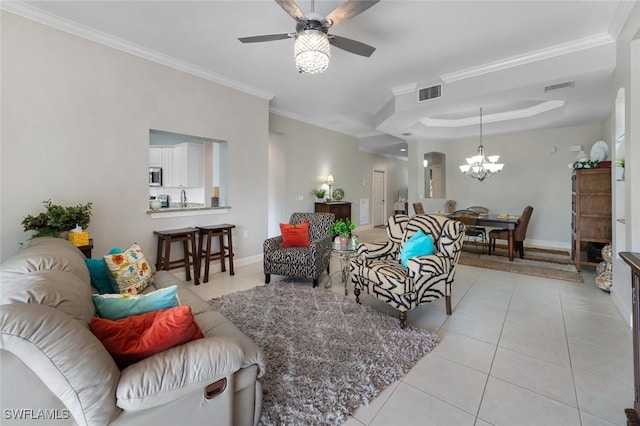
146 205 230 214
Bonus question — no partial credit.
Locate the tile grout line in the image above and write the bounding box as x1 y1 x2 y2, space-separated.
472 268 516 425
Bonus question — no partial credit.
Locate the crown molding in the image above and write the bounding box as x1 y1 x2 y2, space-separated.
391 83 418 97
420 101 565 128
1 1 274 101
608 0 636 39
441 33 614 84
269 107 356 138
370 91 395 116
357 145 408 161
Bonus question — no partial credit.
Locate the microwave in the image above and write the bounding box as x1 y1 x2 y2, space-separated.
149 167 162 187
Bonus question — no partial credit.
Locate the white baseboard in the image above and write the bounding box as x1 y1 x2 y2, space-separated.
200 253 263 274
525 238 570 251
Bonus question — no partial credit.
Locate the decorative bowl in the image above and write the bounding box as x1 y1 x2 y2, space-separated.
150 200 162 210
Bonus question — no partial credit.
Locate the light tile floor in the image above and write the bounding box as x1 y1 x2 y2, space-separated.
177 227 633 426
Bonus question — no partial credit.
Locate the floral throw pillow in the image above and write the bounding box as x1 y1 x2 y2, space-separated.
104 243 154 294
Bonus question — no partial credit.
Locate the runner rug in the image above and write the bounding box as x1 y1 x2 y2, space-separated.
459 244 583 283
209 281 438 426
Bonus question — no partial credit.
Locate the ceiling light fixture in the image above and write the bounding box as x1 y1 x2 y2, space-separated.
294 29 330 74
459 108 504 182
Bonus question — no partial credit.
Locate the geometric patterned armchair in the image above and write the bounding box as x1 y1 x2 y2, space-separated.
350 214 465 328
264 212 335 288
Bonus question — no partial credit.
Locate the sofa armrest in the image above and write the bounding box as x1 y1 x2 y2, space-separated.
116 337 245 411
356 241 399 260
0 303 120 426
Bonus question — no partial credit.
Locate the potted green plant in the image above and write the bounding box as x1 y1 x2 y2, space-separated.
616 158 625 181
330 218 356 247
22 199 93 239
311 188 327 202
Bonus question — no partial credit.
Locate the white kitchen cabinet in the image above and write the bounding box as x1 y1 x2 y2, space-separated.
172 142 204 188
149 148 162 167
161 148 173 187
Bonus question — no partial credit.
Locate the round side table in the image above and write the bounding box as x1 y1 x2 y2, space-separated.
325 241 358 295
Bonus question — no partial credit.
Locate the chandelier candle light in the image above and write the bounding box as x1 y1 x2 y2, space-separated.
459 108 504 182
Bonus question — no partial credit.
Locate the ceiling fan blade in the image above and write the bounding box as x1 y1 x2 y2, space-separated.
325 0 380 27
329 35 376 57
238 33 292 43
275 0 306 21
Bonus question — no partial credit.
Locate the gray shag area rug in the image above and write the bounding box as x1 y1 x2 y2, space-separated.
209 280 438 426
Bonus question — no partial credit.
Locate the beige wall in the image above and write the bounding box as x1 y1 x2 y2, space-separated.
0 11 407 263
268 113 408 235
605 1 640 326
411 123 604 249
1 12 269 262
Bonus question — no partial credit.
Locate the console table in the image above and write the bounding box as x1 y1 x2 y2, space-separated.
620 252 640 425
315 201 351 222
78 239 93 258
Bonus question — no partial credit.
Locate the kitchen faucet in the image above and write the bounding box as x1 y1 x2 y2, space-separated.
180 189 187 207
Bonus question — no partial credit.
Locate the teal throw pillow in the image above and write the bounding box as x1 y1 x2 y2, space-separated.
85 258 113 294
92 285 180 320
400 229 435 267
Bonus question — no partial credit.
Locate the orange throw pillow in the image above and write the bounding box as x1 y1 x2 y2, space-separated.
91 305 204 369
280 221 311 248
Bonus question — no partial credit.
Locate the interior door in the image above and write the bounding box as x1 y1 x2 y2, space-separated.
431 165 443 199
373 170 386 227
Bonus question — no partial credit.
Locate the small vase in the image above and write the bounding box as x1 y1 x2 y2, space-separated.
339 236 349 248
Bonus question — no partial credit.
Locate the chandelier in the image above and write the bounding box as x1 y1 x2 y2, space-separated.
459 108 504 182
294 30 330 74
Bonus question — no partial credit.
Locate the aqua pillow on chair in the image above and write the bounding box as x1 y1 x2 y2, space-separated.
400 229 435 267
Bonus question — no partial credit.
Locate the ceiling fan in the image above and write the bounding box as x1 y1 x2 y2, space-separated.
238 0 379 74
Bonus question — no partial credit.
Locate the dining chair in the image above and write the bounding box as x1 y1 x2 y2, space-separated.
467 206 489 244
488 206 534 258
452 209 487 253
413 202 425 215
467 206 489 215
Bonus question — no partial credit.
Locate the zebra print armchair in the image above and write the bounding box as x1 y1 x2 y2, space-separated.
350 214 465 328
263 212 335 287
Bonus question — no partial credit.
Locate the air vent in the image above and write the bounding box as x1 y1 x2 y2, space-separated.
418 84 442 102
544 81 575 92
401 132 412 137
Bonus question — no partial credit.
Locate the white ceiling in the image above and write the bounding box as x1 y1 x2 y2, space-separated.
6 0 636 158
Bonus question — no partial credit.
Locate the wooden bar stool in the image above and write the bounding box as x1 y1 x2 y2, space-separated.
197 224 236 283
154 227 199 285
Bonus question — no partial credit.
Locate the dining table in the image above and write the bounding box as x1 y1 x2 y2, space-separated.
475 215 520 261
434 212 520 261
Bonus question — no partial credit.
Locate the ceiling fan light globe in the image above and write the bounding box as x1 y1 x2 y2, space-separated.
294 30 330 74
